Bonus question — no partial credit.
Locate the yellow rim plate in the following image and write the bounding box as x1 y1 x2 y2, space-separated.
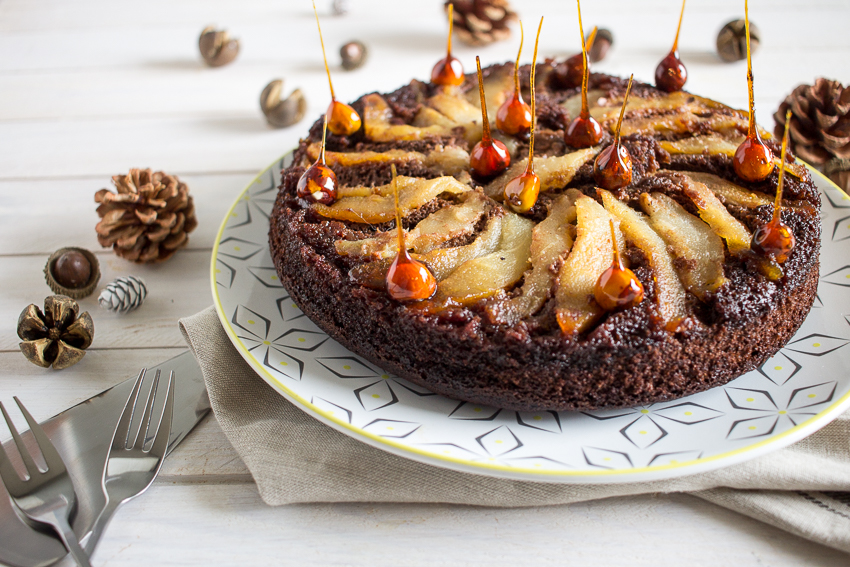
211 153 850 483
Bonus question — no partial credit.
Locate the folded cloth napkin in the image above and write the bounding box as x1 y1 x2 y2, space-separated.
180 306 850 554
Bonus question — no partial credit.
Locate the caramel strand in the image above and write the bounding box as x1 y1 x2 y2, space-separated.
744 0 756 137
514 21 524 95
312 0 335 101
775 109 792 223
391 164 404 250
576 0 590 119
528 16 543 171
672 0 686 52
613 74 634 146
447 3 454 57
475 56 491 141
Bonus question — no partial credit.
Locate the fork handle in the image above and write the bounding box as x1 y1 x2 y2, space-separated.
40 509 93 567
82 496 121 556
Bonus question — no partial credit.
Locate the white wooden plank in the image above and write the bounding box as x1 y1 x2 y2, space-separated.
0 250 215 351
1 0 848 33
51 487 850 567
0 172 257 255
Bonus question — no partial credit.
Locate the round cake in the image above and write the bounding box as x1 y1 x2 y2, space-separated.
269 62 821 412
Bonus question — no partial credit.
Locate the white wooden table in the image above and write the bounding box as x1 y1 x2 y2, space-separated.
1 0 848 564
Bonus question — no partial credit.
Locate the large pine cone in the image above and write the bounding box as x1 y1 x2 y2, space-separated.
95 169 198 263
774 78 850 165
446 0 517 46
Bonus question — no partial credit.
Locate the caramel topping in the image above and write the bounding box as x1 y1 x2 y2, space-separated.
594 74 634 190
752 109 795 264
504 17 543 213
385 164 437 301
594 218 644 311
654 0 687 93
297 116 337 204
564 0 603 148
431 4 465 87
733 0 774 182
313 0 361 136
496 21 533 137
470 56 511 180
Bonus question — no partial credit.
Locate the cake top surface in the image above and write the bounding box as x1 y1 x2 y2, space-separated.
278 62 820 346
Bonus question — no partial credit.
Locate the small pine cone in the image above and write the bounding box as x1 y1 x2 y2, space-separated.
774 78 850 166
446 0 517 46
99 276 148 313
95 169 198 263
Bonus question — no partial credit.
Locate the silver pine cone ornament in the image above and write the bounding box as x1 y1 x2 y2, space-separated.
99 276 147 313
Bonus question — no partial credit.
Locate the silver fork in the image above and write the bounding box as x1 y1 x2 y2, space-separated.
0 397 92 567
82 368 174 556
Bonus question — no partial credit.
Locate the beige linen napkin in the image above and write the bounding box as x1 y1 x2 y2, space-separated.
180 306 850 554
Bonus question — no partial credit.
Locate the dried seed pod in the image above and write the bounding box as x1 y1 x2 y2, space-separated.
44 247 101 299
198 26 240 67
17 295 94 370
340 41 367 70
717 19 759 63
98 276 148 314
260 80 308 128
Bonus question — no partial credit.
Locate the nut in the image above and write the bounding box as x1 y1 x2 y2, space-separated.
587 28 613 63
340 40 367 71
716 19 759 63
199 26 240 67
260 80 308 128
44 247 101 299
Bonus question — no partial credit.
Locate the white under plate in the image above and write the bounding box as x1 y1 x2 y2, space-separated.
212 152 850 483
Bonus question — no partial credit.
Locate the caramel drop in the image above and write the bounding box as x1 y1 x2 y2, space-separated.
296 163 337 205
386 251 438 302
503 171 541 213
594 144 633 190
594 219 644 311
326 99 362 137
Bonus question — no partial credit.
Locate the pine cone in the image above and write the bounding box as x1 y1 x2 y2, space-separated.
99 276 148 313
774 78 850 165
17 295 94 370
95 169 198 263
446 0 517 46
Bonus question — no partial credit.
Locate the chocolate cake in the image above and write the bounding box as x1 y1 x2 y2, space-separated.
268 62 821 412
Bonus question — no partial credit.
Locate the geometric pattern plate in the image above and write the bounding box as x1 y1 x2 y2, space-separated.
212 153 850 484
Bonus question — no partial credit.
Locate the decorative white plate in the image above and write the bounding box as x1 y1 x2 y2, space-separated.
212 153 850 483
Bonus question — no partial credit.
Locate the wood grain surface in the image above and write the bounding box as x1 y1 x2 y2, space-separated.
1 0 848 565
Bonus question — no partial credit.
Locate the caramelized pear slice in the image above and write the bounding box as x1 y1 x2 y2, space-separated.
363 94 452 142
589 91 731 124
554 196 623 334
677 174 752 255
314 176 470 224
674 171 772 209
640 192 727 300
429 212 534 306
561 90 606 122
619 113 747 138
484 148 597 200
335 192 489 259
599 189 688 329
348 213 506 289
494 190 581 325
658 136 808 179
464 63 514 122
305 143 470 177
